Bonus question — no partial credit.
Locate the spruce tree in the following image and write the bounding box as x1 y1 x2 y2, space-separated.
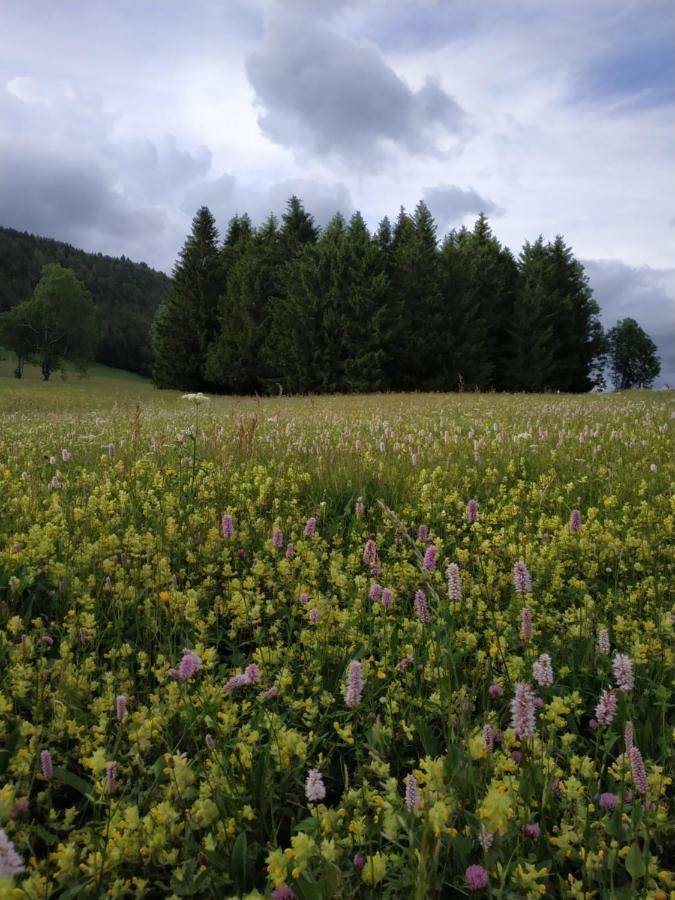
152 207 223 390
263 198 321 391
545 237 604 392
437 227 489 390
507 238 556 391
387 203 442 390
341 212 390 392
204 214 273 393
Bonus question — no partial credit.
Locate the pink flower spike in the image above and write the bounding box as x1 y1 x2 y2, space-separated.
345 660 364 708
404 774 419 810
0 827 25 876
513 560 532 594
106 761 118 792
40 750 53 779
510 682 536 739
422 544 438 571
532 653 553 687
447 563 462 600
612 653 634 692
115 695 127 721
597 628 610 655
595 688 618 726
629 746 648 795
305 768 326 803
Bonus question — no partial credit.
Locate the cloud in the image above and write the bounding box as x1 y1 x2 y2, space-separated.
183 175 353 231
0 79 212 268
422 184 501 232
245 12 465 164
584 259 675 386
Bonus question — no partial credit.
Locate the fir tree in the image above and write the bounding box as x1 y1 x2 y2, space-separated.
507 238 556 391
152 207 223 390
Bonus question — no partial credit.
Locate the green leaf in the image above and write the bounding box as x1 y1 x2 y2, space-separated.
294 816 319 835
318 863 342 898
624 843 645 880
294 874 324 900
34 824 59 846
52 766 94 799
214 787 229 819
230 831 248 893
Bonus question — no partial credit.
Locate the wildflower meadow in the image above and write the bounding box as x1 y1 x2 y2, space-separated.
0 375 673 898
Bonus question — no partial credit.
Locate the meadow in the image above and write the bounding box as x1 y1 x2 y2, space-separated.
0 364 673 899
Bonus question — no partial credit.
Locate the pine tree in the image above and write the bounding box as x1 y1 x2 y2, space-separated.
152 207 223 390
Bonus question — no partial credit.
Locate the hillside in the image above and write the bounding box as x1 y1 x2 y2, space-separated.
0 226 169 375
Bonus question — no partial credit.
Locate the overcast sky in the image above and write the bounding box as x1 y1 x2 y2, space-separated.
1 0 673 383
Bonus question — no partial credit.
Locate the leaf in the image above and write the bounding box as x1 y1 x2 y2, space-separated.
151 753 168 783
214 787 229 819
52 766 94 799
294 874 324 900
230 831 248 893
624 843 645 880
453 833 472 867
318 864 342 898
34 824 59 846
294 816 319 835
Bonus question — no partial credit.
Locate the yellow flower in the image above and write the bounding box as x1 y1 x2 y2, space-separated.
361 852 387 885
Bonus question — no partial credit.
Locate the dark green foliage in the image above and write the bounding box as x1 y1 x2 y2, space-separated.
606 318 661 389
165 199 609 395
205 215 277 393
0 226 168 375
263 211 391 394
507 236 605 392
151 207 224 390
0 263 98 379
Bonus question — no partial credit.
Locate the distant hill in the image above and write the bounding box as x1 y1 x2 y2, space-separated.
0 227 169 375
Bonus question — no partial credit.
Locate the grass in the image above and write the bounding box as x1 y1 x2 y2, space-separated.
0 372 673 898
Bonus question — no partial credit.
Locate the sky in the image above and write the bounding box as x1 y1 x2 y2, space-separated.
1 0 674 383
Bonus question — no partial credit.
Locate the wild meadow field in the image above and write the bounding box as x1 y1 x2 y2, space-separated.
0 365 673 899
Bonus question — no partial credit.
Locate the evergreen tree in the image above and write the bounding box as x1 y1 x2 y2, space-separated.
340 212 390 392
387 203 442 390
152 207 223 390
507 238 556 391
606 318 660 389
263 198 321 390
204 215 268 393
437 218 516 390
545 236 604 392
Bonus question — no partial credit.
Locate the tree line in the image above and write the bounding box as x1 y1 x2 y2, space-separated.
0 208 660 390
153 198 614 394
0 227 169 375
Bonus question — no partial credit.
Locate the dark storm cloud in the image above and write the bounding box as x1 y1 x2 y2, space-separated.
183 175 353 231
584 259 675 386
245 14 465 163
0 81 211 267
0 141 164 241
422 184 501 231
